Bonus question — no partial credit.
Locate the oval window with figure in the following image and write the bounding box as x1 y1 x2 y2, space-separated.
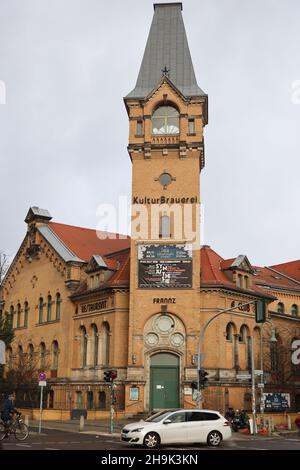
152 106 179 135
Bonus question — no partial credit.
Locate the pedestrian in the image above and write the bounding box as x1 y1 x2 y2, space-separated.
295 412 300 439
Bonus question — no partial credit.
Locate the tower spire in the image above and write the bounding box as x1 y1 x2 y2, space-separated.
126 3 206 101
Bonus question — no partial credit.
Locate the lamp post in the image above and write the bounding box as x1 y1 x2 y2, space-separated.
259 325 277 430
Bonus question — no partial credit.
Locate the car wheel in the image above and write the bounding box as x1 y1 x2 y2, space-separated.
143 432 160 448
207 430 222 447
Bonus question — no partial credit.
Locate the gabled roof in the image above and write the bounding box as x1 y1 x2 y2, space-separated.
125 3 206 100
48 222 130 262
86 255 119 273
221 255 255 274
38 225 84 263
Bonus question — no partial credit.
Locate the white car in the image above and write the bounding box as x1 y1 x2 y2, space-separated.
121 409 232 448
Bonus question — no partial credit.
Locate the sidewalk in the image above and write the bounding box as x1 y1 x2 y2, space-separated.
27 418 296 440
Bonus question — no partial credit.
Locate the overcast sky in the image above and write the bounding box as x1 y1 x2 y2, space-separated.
0 0 299 267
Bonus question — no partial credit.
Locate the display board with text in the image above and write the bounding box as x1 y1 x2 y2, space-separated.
138 244 192 289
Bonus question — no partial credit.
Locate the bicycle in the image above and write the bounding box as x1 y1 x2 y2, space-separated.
0 412 29 441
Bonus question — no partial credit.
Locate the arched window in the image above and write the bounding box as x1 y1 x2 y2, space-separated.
17 303 21 328
91 324 98 367
277 302 285 314
291 304 299 317
226 323 234 342
98 391 106 410
87 391 94 409
52 341 59 370
17 345 23 366
6 347 12 369
40 342 46 369
55 293 61 321
39 297 44 323
9 305 14 326
239 325 248 343
244 276 249 289
270 341 278 372
160 213 170 238
152 105 179 135
103 322 110 366
28 344 34 367
237 274 243 288
24 302 29 328
80 326 87 368
76 391 83 408
47 295 52 322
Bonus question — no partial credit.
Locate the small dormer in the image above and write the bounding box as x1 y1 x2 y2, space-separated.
85 255 118 290
221 255 255 290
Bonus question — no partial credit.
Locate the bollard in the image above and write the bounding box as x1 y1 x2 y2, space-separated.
24 415 29 427
79 415 85 432
287 415 291 430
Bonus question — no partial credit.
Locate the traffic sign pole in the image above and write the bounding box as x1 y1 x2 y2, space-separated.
39 384 44 434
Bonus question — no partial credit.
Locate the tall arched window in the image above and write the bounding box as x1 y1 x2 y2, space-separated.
40 342 46 369
47 295 52 322
152 105 179 135
239 325 248 343
277 302 285 314
9 305 14 326
80 326 87 368
55 293 61 320
237 274 243 288
6 347 12 369
17 303 21 328
52 341 59 370
91 324 98 367
76 391 83 408
28 344 34 367
160 213 170 238
226 323 234 342
24 302 29 328
103 322 110 366
17 345 23 366
291 304 299 317
39 298 44 323
244 276 249 289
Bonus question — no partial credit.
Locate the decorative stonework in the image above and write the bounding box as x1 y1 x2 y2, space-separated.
144 313 185 351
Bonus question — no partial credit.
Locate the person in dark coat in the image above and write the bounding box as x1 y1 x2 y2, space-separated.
1 394 18 436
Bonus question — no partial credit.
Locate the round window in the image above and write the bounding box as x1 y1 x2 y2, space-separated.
154 315 175 334
145 333 159 347
170 333 184 347
159 173 172 187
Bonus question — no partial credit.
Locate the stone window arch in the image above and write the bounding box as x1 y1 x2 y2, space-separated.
152 105 179 135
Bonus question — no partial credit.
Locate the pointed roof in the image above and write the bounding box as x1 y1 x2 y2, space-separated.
125 3 206 100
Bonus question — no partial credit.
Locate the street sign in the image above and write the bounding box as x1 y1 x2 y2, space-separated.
236 374 251 380
258 383 264 388
254 369 263 375
39 372 46 381
39 381 47 387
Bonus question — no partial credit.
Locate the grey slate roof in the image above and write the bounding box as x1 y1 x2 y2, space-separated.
38 224 84 263
25 206 52 223
126 3 206 100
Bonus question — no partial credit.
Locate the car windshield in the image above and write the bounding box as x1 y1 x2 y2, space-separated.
145 410 173 422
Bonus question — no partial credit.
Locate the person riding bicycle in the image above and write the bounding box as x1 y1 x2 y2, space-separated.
1 394 19 436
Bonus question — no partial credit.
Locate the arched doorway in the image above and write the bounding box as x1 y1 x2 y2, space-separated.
150 353 179 410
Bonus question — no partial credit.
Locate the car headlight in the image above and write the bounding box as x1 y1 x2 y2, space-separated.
131 428 144 433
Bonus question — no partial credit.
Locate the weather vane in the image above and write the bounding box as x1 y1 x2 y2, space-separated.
162 65 170 77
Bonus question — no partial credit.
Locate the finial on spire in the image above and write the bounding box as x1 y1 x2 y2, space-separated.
161 66 170 77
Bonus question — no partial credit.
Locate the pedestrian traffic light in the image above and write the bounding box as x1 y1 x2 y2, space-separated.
255 300 266 323
198 369 209 389
110 370 117 381
104 370 111 382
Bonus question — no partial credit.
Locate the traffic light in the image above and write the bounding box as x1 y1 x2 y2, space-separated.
191 382 197 390
255 300 266 323
198 369 208 389
104 369 118 382
104 370 111 382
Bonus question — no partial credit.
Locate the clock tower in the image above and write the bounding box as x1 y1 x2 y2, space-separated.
124 3 208 411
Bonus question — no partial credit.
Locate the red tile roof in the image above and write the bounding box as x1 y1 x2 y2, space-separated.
253 266 300 290
269 260 300 283
49 222 130 261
